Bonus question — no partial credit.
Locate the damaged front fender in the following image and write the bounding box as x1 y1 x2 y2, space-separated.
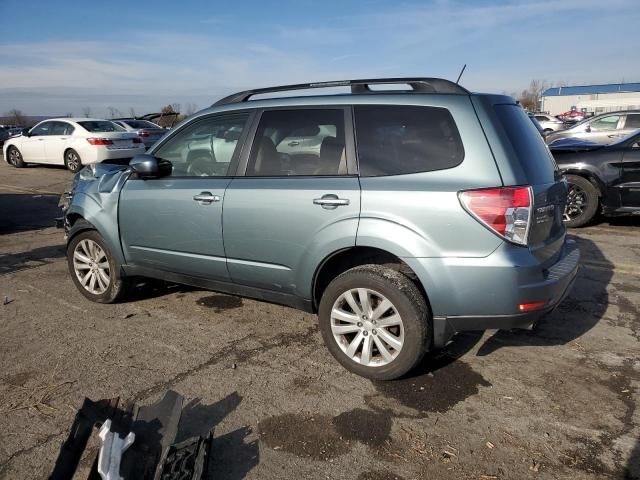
62 164 132 265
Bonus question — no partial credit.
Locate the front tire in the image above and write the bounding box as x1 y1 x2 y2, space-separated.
67 230 128 303
564 174 599 228
64 149 83 173
318 265 429 380
7 146 25 168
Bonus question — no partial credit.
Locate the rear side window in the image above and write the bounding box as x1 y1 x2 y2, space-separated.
78 121 124 133
247 109 346 176
354 105 464 176
124 120 161 129
494 105 557 185
625 114 640 129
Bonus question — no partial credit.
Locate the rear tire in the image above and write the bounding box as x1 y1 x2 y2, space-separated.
64 149 83 173
564 174 599 228
67 230 128 303
318 265 429 380
7 146 25 168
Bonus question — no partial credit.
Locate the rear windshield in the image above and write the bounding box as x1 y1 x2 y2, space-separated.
123 120 160 129
354 105 464 176
78 121 124 133
495 105 557 184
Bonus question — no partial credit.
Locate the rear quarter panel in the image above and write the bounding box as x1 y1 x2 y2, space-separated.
357 94 504 259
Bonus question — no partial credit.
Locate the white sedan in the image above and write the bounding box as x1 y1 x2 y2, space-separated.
3 118 146 172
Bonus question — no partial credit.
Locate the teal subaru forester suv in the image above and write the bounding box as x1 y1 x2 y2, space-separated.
61 78 579 380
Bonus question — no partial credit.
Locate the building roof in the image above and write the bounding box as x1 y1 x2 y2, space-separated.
542 83 640 97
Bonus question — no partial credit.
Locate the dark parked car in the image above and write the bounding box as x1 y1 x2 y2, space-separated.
550 130 640 227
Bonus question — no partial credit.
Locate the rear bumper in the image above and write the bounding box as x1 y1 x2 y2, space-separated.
412 239 580 348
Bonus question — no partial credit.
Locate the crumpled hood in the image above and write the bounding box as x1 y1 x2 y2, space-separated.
72 163 131 195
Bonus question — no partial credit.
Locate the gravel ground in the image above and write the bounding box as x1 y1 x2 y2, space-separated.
0 158 638 480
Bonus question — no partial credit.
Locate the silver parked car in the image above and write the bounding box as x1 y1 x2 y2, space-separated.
530 113 566 133
546 110 640 145
112 119 167 149
60 77 578 380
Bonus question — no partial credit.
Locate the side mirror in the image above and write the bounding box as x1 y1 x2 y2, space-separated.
23 129 32 137
129 154 172 179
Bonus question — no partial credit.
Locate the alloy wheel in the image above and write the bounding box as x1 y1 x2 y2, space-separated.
73 239 111 295
330 288 404 367
8 148 20 166
66 151 80 171
564 183 588 222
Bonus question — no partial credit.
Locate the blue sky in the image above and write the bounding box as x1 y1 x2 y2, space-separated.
0 0 638 117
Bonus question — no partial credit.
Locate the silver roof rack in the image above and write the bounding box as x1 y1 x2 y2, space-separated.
213 77 469 106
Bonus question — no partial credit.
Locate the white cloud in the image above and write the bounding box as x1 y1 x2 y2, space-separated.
1 0 638 115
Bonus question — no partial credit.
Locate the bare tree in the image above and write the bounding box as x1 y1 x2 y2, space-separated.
129 107 137 118
7 109 27 126
65 112 73 118
518 79 548 112
184 103 197 116
82 107 92 118
107 106 121 118
156 104 180 128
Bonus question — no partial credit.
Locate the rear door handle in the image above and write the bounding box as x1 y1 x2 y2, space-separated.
313 194 350 209
193 192 220 204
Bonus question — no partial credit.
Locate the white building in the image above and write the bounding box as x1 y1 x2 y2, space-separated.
540 83 640 116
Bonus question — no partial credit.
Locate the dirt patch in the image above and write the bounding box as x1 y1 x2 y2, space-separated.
371 357 491 415
258 413 342 460
357 470 406 480
2 371 35 387
259 407 394 459
333 408 391 448
196 294 243 313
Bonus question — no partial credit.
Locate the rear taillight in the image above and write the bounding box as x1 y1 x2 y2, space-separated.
137 130 149 137
132 137 142 144
87 138 113 146
458 186 532 246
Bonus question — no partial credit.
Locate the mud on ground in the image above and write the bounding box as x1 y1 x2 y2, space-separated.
0 160 638 479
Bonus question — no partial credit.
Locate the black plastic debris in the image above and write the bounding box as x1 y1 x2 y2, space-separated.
49 390 213 480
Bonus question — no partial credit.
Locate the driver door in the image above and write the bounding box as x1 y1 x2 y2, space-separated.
118 112 251 280
19 121 51 163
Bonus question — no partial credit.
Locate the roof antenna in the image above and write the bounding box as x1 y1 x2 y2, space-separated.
456 64 467 84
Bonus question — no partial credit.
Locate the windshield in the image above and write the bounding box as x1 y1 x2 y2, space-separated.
78 121 125 133
123 120 161 129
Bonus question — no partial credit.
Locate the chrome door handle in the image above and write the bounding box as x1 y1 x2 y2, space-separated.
313 195 350 209
193 192 220 204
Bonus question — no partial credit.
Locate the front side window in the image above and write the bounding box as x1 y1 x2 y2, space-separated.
590 115 621 131
246 109 346 176
154 114 248 177
30 122 53 136
354 105 464 176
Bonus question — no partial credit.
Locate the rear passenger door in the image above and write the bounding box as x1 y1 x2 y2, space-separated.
621 136 640 207
43 121 74 164
223 108 360 299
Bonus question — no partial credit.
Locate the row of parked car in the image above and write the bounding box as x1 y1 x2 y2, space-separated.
1 118 165 173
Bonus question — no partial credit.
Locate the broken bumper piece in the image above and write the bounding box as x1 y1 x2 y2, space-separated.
49 390 213 480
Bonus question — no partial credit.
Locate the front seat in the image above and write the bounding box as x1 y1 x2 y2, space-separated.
315 136 346 175
251 137 282 175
